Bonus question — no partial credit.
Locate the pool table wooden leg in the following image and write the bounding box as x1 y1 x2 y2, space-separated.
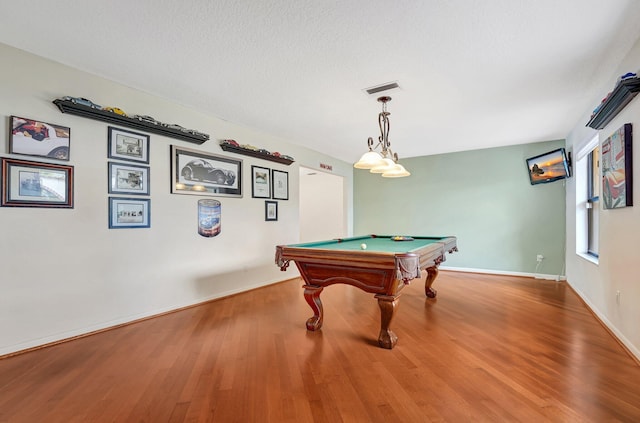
303 284 324 331
375 294 399 349
424 266 439 298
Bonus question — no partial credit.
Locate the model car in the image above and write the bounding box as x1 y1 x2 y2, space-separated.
181 159 236 185
186 129 209 139
221 139 239 147
62 96 102 109
131 115 160 125
162 123 187 131
103 107 127 116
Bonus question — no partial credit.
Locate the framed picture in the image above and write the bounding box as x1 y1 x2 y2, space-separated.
108 197 150 228
108 126 150 164
9 115 71 161
602 123 633 209
108 162 150 195
251 165 271 198
265 200 278 221
272 169 289 200
1 157 73 208
171 145 242 197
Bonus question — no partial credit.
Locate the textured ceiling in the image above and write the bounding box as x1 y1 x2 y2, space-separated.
1 1 640 163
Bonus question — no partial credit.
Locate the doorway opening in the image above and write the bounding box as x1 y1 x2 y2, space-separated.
299 166 346 242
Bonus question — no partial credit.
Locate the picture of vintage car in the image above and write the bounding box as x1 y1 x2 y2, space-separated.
181 159 236 185
117 171 142 189
11 116 71 160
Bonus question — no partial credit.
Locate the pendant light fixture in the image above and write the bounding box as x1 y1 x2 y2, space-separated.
353 96 410 178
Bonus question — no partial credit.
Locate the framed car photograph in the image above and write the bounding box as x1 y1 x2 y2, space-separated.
1 157 74 208
251 165 271 198
9 115 71 161
108 197 150 229
171 145 242 197
108 126 150 164
271 169 289 200
265 200 278 221
108 162 150 195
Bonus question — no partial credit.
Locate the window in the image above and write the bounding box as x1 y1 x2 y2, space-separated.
586 147 599 257
575 135 599 263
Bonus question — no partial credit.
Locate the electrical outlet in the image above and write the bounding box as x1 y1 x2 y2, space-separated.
536 254 544 262
616 290 621 305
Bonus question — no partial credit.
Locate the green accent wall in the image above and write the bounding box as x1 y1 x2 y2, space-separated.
354 141 567 275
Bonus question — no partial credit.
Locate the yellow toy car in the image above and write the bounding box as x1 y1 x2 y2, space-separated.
103 107 127 116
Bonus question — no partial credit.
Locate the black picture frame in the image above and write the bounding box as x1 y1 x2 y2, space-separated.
251 165 271 198
271 169 289 200
265 200 278 221
602 123 633 209
1 157 74 208
171 145 242 197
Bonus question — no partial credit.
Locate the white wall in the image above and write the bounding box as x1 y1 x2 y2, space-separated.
299 166 346 242
0 43 353 356
565 37 640 360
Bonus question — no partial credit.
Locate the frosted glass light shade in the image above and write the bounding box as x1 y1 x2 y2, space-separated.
354 151 384 169
370 158 396 173
382 163 410 178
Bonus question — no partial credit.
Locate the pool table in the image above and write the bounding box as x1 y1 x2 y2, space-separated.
275 235 458 349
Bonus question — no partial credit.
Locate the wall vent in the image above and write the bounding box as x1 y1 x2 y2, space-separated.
364 81 400 95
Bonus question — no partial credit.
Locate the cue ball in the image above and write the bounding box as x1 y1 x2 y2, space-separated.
360 243 367 250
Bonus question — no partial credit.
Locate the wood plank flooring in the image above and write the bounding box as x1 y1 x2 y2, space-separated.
1 271 639 422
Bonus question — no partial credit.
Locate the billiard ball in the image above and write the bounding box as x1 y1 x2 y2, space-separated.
360 243 367 250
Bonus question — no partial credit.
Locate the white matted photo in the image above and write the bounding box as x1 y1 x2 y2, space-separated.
265 200 278 221
1 157 73 208
271 169 288 200
108 126 150 164
171 145 242 197
108 162 150 195
108 197 150 228
252 165 271 198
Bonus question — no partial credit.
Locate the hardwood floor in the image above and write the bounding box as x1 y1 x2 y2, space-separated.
1 271 639 422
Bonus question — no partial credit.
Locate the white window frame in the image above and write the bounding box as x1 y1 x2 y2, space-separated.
575 135 599 264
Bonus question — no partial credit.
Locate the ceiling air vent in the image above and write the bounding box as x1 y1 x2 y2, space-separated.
364 81 400 95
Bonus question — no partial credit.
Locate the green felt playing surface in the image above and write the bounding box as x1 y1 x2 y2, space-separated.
288 235 448 253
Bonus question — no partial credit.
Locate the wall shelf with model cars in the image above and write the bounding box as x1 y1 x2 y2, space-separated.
219 140 294 165
587 76 640 130
52 98 209 144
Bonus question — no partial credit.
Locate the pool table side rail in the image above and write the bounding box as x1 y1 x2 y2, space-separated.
286 235 452 250
275 236 457 283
